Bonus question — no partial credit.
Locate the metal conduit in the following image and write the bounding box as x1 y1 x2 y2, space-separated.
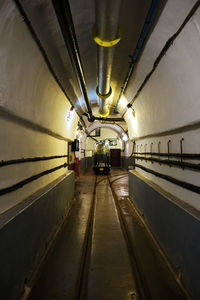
133 155 200 171
15 0 87 129
128 0 200 107
133 163 200 194
52 0 93 121
115 0 161 113
94 0 122 117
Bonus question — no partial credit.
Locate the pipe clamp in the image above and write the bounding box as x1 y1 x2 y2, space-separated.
96 86 112 99
93 25 121 47
98 108 110 118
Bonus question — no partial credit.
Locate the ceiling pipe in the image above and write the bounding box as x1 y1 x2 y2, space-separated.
52 0 94 122
94 0 122 117
114 0 162 113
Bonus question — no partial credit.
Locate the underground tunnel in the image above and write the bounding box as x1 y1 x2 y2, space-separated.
0 0 200 299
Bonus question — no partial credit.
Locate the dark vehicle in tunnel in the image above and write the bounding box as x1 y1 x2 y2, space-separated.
93 140 110 174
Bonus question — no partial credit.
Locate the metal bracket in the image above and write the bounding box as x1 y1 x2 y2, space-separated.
180 138 184 169
98 108 110 118
145 143 147 162
150 142 153 163
167 140 171 167
93 25 121 47
158 141 161 165
137 145 139 160
96 86 112 99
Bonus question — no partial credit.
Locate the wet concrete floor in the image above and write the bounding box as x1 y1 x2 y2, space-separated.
27 169 188 300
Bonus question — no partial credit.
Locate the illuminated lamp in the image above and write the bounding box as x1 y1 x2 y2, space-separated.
66 106 75 121
122 133 128 142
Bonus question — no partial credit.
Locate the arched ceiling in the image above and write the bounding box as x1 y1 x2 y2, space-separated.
17 0 166 122
13 0 200 143
87 121 126 136
81 121 128 150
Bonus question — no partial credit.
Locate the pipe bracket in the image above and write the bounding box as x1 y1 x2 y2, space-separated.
96 86 112 99
98 108 110 118
92 25 121 47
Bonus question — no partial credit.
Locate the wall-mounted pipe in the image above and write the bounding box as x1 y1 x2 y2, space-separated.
132 152 200 159
133 163 200 194
52 0 94 121
133 155 200 172
127 0 200 108
15 0 86 126
0 163 67 196
115 0 161 113
94 0 121 117
0 155 67 167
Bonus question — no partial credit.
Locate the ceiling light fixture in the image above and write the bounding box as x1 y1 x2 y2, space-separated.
127 104 135 117
122 133 128 142
66 106 75 122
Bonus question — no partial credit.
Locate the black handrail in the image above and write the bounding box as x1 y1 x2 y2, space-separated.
132 163 200 194
0 155 68 167
0 163 67 196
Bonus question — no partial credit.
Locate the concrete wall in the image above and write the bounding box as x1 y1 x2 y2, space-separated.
79 122 129 161
132 128 200 210
121 156 134 170
85 156 94 169
80 156 93 172
121 140 134 169
79 127 125 171
85 128 122 152
129 170 200 300
0 5 77 298
126 3 200 298
80 158 86 172
124 0 200 210
80 125 132 170
0 172 74 300
0 1 78 213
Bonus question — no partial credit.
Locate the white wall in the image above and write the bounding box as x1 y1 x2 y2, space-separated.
125 0 200 209
0 1 78 213
126 0 200 138
80 122 131 159
134 129 200 210
85 128 122 152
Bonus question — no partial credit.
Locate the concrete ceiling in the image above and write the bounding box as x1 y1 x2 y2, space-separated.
19 0 165 120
